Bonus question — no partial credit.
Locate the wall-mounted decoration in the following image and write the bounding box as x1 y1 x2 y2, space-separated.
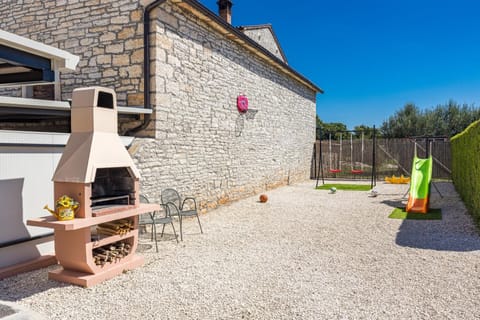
237 95 249 113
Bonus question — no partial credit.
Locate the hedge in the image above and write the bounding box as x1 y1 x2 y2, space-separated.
451 119 480 228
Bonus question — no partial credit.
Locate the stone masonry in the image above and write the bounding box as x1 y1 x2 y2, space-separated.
240 25 287 63
0 0 145 106
133 2 316 211
0 0 318 212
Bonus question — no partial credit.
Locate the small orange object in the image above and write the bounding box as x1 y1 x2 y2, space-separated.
259 194 268 203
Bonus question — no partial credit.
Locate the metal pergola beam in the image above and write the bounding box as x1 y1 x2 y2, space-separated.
0 43 55 85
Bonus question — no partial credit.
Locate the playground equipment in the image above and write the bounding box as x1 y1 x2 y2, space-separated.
350 132 364 175
328 132 365 175
385 175 410 184
328 133 342 174
315 127 377 189
406 141 433 213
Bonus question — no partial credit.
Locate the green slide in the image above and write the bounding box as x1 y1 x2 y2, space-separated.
406 155 433 213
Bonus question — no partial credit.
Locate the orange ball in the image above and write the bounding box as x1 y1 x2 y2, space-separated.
259 194 268 203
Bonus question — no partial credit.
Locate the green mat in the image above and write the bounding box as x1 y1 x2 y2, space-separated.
389 207 442 220
316 184 372 191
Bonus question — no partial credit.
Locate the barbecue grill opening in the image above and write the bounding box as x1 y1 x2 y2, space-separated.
97 91 114 109
91 167 136 208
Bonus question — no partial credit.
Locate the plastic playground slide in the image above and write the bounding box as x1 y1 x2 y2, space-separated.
406 155 433 213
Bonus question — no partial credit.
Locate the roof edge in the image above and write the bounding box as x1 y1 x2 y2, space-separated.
237 24 289 65
179 0 324 94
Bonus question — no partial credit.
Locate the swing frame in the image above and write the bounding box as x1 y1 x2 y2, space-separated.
315 127 377 189
350 131 364 175
328 133 342 174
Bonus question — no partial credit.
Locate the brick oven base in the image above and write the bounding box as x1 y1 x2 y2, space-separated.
48 254 144 287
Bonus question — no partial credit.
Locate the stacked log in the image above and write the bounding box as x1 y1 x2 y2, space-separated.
93 242 132 266
96 219 133 236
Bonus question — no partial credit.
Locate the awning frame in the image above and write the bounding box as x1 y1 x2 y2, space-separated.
0 29 79 87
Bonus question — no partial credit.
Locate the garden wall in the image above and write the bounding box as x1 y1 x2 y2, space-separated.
451 119 480 226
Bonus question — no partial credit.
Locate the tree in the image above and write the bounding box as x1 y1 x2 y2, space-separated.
381 103 425 138
381 101 480 138
353 124 375 139
315 115 347 140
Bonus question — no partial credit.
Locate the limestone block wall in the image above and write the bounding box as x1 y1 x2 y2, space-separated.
241 27 286 63
0 0 317 211
0 0 145 106
133 2 316 211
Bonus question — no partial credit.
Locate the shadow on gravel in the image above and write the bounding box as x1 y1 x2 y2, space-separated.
381 199 406 208
0 233 177 301
0 266 68 302
391 182 480 252
394 219 480 252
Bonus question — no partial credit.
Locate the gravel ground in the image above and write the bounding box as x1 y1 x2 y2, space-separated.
1 180 479 319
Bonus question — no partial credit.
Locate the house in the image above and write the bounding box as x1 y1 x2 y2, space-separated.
0 0 322 274
0 29 79 275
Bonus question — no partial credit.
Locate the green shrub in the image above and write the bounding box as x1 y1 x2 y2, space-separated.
451 119 480 228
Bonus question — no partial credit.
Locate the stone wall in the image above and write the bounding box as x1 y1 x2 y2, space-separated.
132 2 316 211
241 27 286 63
0 0 317 212
0 0 145 106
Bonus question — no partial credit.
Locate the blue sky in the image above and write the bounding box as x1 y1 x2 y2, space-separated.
202 0 480 129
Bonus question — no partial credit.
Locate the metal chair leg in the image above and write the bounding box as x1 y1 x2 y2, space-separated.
152 223 158 253
196 214 203 234
161 224 166 238
170 222 179 243
179 216 183 241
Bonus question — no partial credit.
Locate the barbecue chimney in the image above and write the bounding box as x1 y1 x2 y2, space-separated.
52 87 140 218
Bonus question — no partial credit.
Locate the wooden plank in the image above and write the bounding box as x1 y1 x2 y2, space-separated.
91 230 138 249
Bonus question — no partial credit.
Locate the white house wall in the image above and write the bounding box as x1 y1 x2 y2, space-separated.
0 132 66 268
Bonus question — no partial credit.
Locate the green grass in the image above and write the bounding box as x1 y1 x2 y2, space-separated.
388 207 442 220
316 184 372 191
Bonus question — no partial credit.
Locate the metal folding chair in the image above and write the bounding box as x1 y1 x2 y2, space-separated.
139 194 178 252
161 188 203 241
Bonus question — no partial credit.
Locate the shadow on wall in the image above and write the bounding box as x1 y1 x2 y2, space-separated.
0 178 31 244
387 182 480 252
235 114 244 137
0 179 64 297
0 178 43 268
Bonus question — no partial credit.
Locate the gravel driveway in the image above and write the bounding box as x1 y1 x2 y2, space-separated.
1 180 479 319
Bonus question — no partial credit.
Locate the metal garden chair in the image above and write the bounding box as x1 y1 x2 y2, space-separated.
161 188 203 241
139 194 178 252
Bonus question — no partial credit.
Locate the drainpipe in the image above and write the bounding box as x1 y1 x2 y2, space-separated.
126 0 168 136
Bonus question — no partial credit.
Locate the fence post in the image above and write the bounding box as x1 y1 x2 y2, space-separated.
371 125 376 188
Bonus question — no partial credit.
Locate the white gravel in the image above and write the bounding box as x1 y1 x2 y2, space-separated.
1 180 479 319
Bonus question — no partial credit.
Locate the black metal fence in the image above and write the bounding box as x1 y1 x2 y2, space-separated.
311 137 451 181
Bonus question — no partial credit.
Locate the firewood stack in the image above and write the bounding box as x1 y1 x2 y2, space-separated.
93 242 132 266
96 219 133 236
